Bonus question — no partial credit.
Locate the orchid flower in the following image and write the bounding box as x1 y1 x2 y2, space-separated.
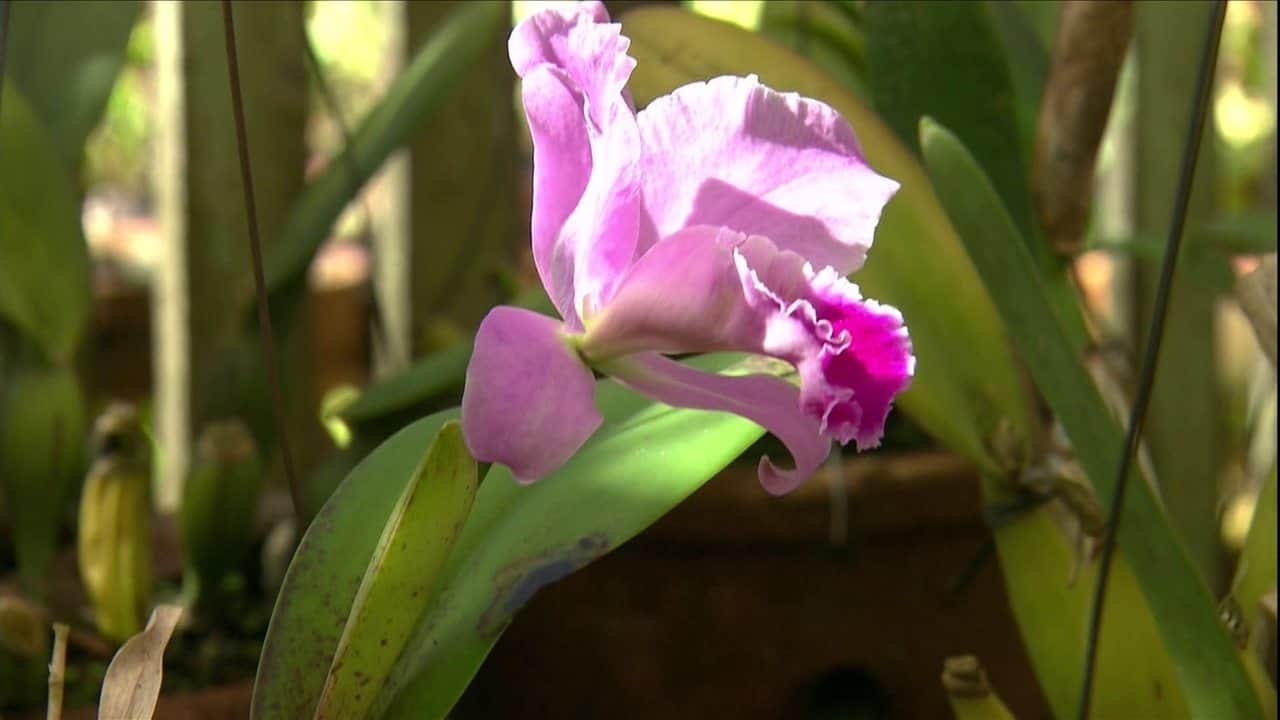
461 1 915 494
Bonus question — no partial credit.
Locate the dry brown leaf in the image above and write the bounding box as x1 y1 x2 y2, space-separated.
97 605 182 720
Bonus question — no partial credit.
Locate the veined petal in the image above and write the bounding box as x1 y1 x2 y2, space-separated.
579 226 762 352
461 307 602 484
511 2 641 329
601 353 830 495
634 76 899 275
520 66 592 324
583 227 914 455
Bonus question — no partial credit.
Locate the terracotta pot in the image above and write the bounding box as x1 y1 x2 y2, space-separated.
456 451 1051 719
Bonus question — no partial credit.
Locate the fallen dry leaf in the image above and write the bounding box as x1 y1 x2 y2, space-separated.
97 605 182 720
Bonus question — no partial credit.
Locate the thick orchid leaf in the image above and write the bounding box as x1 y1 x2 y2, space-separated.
0 86 91 364
866 2 1036 246
373 354 767 717
252 355 766 720
263 1 505 299
312 422 477 720
5 0 141 169
920 117 1263 720
622 7 1034 476
992 490 1188 719
251 410 457 720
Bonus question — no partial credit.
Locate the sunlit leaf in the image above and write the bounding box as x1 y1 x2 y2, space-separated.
375 354 767 718
252 355 766 720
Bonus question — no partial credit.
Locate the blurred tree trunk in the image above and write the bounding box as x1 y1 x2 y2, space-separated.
1133 1 1224 588
372 1 413 378
407 1 520 353
180 2 313 490
153 0 188 512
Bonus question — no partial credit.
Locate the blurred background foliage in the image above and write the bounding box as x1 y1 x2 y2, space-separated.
0 1 1275 718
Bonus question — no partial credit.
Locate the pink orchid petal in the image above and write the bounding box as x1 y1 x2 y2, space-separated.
633 75 898 277
519 65 592 324
736 245 916 451
461 306 602 484
509 1 626 130
510 2 640 329
579 226 761 353
583 227 914 458
603 353 831 495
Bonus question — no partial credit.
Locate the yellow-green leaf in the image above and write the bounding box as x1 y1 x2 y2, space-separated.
311 421 477 720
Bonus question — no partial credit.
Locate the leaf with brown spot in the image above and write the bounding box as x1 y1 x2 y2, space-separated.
311 421 477 720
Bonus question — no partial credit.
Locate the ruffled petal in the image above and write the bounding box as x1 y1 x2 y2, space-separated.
461 307 602 484
510 2 641 329
736 243 916 451
602 353 831 495
634 75 898 276
583 227 914 454
509 1 624 129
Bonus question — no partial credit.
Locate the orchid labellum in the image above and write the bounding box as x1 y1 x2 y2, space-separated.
461 1 914 494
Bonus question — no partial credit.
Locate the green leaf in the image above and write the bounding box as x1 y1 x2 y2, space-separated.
621 6 1035 475
263 1 506 300
341 343 471 426
313 421 477 720
373 354 768 717
987 0 1052 166
0 86 92 364
252 355 766 720
920 117 1262 720
865 2 1038 246
251 409 457 720
992 503 1188 719
5 0 142 168
759 1 868 98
